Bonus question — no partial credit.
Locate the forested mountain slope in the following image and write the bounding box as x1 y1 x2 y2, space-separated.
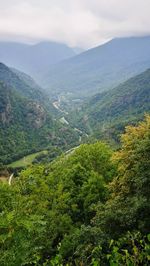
0 63 45 101
42 36 150 97
11 67 43 93
0 81 79 165
71 68 150 142
0 62 59 115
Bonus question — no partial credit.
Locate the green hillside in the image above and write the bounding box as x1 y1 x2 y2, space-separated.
0 65 78 164
70 69 150 143
0 62 44 101
10 66 58 115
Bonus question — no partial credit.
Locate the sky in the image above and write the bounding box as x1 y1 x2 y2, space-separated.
0 0 150 49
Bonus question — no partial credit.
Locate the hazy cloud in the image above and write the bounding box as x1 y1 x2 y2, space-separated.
0 0 150 48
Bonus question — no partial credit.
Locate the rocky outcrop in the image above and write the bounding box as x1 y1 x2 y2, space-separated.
0 104 11 124
0 91 12 124
26 102 46 128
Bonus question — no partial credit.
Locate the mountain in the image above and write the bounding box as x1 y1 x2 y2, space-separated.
11 66 58 112
0 62 59 115
11 67 43 92
0 64 79 165
71 68 150 143
0 41 76 83
0 62 45 101
42 36 150 98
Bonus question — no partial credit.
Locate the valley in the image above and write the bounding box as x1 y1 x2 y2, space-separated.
0 34 150 266
52 95 87 143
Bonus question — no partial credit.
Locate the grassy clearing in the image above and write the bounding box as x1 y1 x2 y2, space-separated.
8 150 48 168
0 176 8 182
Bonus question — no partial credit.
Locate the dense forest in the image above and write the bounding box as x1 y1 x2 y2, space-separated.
0 116 150 265
0 64 79 165
0 82 79 165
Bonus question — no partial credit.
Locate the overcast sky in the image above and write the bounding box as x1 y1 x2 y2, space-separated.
0 0 150 48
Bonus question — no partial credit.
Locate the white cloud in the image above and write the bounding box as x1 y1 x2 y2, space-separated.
0 0 150 48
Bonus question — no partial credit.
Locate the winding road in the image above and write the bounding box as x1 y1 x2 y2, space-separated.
52 99 87 142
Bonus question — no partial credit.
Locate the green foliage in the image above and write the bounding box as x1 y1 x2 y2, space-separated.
0 142 114 265
0 183 47 266
82 232 150 266
94 115 150 238
47 232 150 266
0 116 150 265
106 232 150 266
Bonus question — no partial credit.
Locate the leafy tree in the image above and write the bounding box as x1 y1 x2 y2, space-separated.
94 115 150 240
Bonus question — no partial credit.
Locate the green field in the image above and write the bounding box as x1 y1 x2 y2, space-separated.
8 150 48 168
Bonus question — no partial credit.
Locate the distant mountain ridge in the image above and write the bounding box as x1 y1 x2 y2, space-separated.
0 41 76 83
42 36 150 97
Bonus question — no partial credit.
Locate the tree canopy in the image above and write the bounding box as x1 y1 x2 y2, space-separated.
0 116 150 265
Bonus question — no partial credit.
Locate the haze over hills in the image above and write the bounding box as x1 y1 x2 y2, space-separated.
0 41 76 83
42 36 150 98
71 68 150 143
